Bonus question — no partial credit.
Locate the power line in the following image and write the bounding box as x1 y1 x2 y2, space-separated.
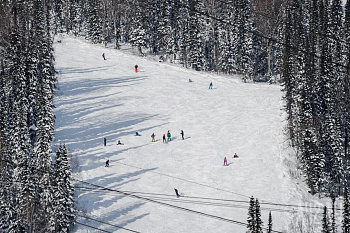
73 178 284 233
77 214 141 233
111 160 251 199
74 186 340 215
76 221 113 233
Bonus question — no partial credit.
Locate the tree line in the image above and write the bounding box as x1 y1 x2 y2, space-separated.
2 0 350 231
0 0 75 232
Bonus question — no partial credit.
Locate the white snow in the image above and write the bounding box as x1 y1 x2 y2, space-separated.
53 35 338 233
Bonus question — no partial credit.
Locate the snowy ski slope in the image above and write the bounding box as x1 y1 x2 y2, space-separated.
53 35 334 233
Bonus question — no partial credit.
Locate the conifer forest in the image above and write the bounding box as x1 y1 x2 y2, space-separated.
1 0 350 232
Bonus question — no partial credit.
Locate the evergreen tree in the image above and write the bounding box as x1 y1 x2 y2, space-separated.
129 0 147 56
255 198 263 233
343 187 350 233
267 211 272 233
85 0 102 44
247 196 256 233
53 145 75 232
322 206 331 233
236 0 253 81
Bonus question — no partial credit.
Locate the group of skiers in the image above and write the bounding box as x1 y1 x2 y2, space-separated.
98 58 234 197
153 130 185 143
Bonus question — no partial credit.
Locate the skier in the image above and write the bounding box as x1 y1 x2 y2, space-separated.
209 82 213 89
224 157 227 166
163 134 166 143
105 159 110 167
234 153 238 158
104 137 107 146
189 79 193 83
151 133 156 142
180 130 184 140
174 188 180 198
135 132 141 136
135 64 138 72
167 130 171 142
102 53 106 60
117 140 123 145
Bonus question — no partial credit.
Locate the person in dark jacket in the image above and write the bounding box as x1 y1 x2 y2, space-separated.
180 130 184 140
174 188 180 198
209 82 213 89
102 53 106 60
105 159 110 167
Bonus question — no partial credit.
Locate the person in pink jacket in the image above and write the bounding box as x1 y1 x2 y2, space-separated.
224 157 227 166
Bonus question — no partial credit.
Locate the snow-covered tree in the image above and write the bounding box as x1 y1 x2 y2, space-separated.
53 145 75 232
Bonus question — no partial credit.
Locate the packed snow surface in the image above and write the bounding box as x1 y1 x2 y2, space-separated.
54 35 332 233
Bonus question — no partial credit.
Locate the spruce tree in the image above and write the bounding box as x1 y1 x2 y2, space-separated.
267 211 272 233
247 196 256 233
343 187 350 233
53 145 75 232
322 206 330 233
255 198 263 233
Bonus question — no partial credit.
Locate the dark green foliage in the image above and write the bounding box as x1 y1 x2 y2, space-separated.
267 211 272 233
322 206 330 233
343 187 350 233
0 0 75 231
247 196 263 233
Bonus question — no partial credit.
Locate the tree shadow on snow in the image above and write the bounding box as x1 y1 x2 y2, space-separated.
75 167 157 213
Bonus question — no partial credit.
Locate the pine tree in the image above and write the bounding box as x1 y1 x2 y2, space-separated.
343 187 350 233
129 1 147 56
267 211 272 233
323 206 331 233
247 196 256 233
330 191 337 233
255 198 263 233
85 0 102 44
53 145 75 232
236 0 253 82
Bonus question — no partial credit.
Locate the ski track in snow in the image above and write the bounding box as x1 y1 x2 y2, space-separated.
54 35 335 233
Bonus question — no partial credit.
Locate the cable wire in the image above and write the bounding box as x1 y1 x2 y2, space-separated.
76 221 113 233
73 178 284 233
77 214 141 233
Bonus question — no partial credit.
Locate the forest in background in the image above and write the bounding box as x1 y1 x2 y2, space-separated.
1 0 350 232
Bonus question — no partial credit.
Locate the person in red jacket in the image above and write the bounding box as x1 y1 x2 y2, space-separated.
135 64 138 72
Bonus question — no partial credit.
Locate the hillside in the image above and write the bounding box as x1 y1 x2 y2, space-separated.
53 35 331 233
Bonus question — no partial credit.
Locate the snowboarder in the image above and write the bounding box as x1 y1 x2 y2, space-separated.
189 79 193 83
224 157 227 166
163 134 166 143
104 137 107 146
135 132 141 136
102 53 106 60
209 82 213 89
135 64 138 72
117 140 123 145
151 133 156 142
174 188 180 198
233 153 238 158
167 130 171 142
180 130 184 140
105 159 110 167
